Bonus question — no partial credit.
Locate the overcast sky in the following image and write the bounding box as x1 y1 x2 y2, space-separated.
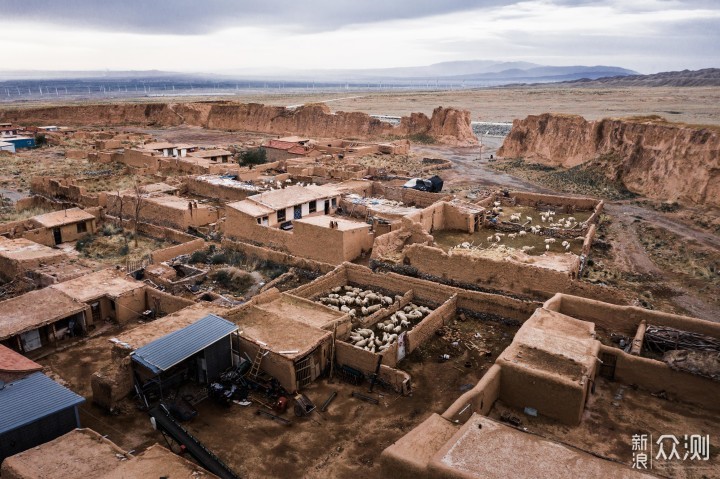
0 0 717 74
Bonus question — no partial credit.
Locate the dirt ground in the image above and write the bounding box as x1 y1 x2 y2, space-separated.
489 378 720 478
8 86 720 125
36 313 516 479
412 139 719 320
116 125 273 147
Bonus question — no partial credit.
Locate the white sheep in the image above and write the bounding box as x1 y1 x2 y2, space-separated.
526 216 533 222
508 233 517 239
545 244 550 251
544 238 556 244
518 230 527 236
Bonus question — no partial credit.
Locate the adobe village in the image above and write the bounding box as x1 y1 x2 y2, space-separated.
0 100 718 479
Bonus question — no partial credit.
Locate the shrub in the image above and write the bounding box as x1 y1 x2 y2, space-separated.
210 252 228 264
101 223 122 236
409 133 436 144
238 148 267 167
75 235 94 252
190 250 209 264
211 267 254 293
119 244 130 256
34 133 47 147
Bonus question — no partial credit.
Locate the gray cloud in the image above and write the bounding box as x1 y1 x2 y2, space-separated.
9 0 697 34
0 0 517 34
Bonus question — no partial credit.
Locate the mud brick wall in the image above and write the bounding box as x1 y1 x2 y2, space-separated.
224 210 372 264
290 264 349 298
335 339 397 369
185 177 258 202
440 202 476 232
151 237 205 263
379 365 412 395
547 294 720 337
370 183 451 208
442 364 501 422
136 222 196 243
145 288 195 316
510 191 600 211
293 264 538 323
601 345 720 413
222 239 336 274
236 336 296 392
346 264 450 304
114 288 148 323
456 290 537 323
406 294 457 353
20 226 55 246
403 244 577 300
581 223 597 256
585 200 605 225
91 356 134 411
119 149 160 171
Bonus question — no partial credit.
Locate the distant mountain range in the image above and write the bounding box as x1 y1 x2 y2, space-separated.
2 63 716 92
555 68 720 87
0 61 638 86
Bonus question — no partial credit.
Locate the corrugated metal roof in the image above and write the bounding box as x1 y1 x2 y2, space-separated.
0 372 85 434
131 314 237 375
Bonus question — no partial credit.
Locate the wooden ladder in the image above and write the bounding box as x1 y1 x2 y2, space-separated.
249 348 267 378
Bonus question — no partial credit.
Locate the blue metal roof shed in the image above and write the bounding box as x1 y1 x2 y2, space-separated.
2 136 36 149
0 372 85 461
131 314 238 375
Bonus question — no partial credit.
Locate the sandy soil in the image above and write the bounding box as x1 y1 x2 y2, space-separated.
6 86 720 126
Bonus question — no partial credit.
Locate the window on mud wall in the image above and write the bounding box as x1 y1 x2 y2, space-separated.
309 200 317 213
77 221 87 233
257 218 262 225
277 208 286 222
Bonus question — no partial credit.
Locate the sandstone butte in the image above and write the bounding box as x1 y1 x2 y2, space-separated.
498 113 720 207
0 102 478 147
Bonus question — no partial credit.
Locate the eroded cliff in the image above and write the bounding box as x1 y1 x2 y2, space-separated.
498 113 720 207
0 101 477 146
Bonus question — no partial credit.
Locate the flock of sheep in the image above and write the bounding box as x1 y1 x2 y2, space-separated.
347 303 431 353
316 285 432 353
455 205 586 254
317 285 398 317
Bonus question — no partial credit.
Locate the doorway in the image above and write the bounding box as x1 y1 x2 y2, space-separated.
324 200 330 215
91 302 101 323
52 227 62 245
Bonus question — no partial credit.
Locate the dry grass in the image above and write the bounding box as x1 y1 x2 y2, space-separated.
76 228 173 264
0 205 54 223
